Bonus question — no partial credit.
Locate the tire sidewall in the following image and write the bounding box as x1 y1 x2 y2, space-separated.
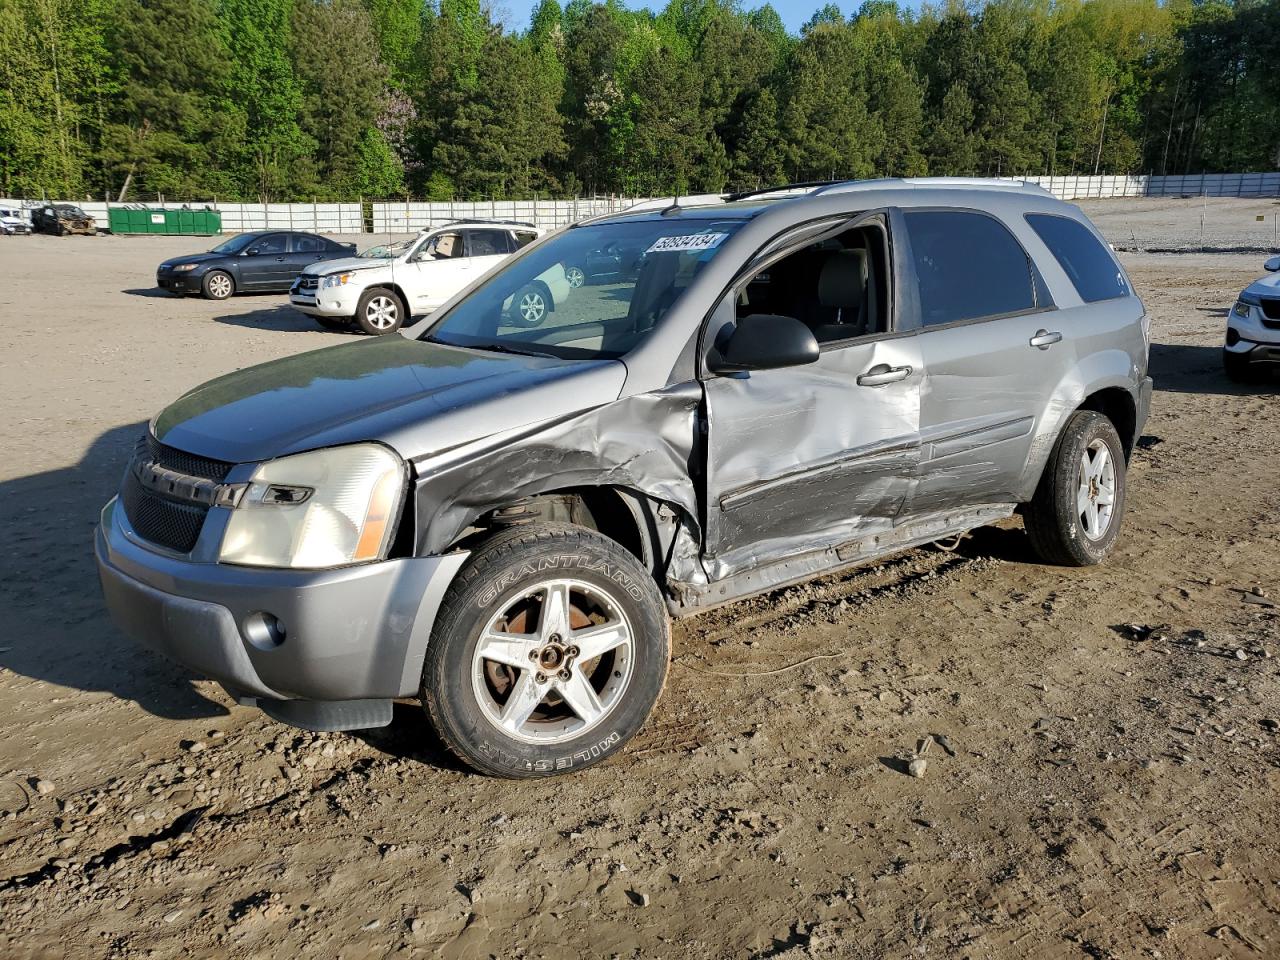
1052 411 1126 564
203 271 234 300
425 534 669 777
356 288 405 335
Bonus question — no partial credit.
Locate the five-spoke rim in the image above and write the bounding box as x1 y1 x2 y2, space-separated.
519 291 546 323
366 295 399 330
1077 437 1116 540
208 274 232 298
566 266 585 288
471 578 634 745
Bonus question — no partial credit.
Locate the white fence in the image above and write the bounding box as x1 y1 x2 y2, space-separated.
20 173 1280 235
367 197 646 233
1015 172 1280 200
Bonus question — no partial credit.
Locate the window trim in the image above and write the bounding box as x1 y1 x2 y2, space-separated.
1023 211 1131 304
698 210 908 378
900 206 1058 334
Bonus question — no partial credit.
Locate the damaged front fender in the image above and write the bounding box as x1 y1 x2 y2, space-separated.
409 381 709 593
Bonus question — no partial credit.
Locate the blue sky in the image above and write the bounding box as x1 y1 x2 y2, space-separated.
493 0 921 35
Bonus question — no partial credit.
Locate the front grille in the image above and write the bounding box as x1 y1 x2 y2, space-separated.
120 435 234 552
1259 298 1280 325
298 276 319 291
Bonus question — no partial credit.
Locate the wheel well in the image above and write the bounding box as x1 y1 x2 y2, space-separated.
1079 387 1137 459
469 488 647 565
365 283 411 313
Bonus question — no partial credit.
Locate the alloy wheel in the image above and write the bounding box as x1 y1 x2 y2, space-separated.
471 578 635 745
365 295 399 330
1076 437 1116 540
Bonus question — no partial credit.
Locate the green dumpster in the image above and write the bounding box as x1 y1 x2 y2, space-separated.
107 207 222 236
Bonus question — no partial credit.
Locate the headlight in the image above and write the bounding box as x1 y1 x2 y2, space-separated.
219 443 404 569
174 263 199 272
322 273 353 288
1232 301 1251 318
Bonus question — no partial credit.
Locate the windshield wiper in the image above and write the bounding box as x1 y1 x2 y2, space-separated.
429 337 560 360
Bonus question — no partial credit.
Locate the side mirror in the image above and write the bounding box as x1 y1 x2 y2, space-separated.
244 248 259 257
709 313 820 374
1265 255 1280 273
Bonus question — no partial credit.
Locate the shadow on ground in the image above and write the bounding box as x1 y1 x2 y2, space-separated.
0 423 227 720
350 702 470 773
1149 341 1278 394
213 305 351 334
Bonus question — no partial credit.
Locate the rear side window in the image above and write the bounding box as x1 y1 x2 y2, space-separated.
904 211 1042 327
464 230 511 256
294 234 325 253
1025 213 1129 302
512 231 538 249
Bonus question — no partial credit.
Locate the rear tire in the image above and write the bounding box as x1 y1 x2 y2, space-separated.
202 270 235 300
355 288 406 335
508 283 550 327
1024 410 1126 567
422 523 669 778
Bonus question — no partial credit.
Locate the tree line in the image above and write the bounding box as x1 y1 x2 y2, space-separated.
1 0 1278 203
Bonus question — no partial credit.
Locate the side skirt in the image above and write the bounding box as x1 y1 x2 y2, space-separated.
667 502 1016 617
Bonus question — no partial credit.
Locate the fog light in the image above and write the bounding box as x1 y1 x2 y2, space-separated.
243 612 287 650
1225 327 1241 347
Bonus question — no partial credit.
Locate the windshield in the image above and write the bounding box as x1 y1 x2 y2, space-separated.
421 218 747 360
209 233 257 255
359 238 414 259
56 205 86 217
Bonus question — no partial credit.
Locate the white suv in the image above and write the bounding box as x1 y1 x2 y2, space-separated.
290 221 570 335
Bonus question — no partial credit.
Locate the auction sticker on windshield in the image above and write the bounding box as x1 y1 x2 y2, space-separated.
645 232 728 254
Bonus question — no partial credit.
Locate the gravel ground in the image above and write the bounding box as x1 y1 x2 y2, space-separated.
0 199 1278 959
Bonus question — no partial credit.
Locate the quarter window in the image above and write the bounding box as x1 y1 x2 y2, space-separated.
904 211 1041 327
1025 213 1129 303
293 234 325 253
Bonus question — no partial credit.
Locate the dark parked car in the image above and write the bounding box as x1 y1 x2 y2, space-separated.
32 203 96 236
156 231 358 300
565 238 650 288
99 178 1151 778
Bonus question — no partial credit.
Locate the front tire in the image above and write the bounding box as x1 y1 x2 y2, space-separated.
202 270 235 300
355 288 406 335
422 523 670 778
1024 410 1126 566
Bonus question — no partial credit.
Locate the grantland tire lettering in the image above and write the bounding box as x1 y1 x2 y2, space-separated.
477 731 622 771
475 556 645 607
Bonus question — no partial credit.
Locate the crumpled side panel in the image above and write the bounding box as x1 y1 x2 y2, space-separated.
412 382 706 585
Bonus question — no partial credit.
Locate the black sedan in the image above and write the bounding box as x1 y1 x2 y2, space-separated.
156 231 357 300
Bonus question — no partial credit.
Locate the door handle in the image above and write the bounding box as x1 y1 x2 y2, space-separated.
857 363 912 387
275 256 286 262
1030 329 1062 349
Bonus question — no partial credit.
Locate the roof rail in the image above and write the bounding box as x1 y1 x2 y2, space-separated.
723 180 850 202
816 177 1053 197
436 218 538 228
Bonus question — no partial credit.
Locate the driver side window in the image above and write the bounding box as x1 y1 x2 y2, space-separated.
736 221 891 345
250 234 286 255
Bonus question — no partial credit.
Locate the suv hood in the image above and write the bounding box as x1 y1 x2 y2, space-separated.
152 336 627 464
301 256 390 277
1244 272 1280 298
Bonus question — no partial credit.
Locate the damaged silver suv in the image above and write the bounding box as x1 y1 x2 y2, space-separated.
96 179 1152 777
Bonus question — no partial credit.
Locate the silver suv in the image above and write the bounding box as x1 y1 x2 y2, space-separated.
96 178 1152 777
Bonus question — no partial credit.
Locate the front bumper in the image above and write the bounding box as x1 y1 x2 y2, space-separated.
289 280 358 317
95 497 468 730
157 270 201 293
1225 300 1280 361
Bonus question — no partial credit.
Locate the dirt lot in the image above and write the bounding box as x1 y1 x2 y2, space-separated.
0 200 1278 959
